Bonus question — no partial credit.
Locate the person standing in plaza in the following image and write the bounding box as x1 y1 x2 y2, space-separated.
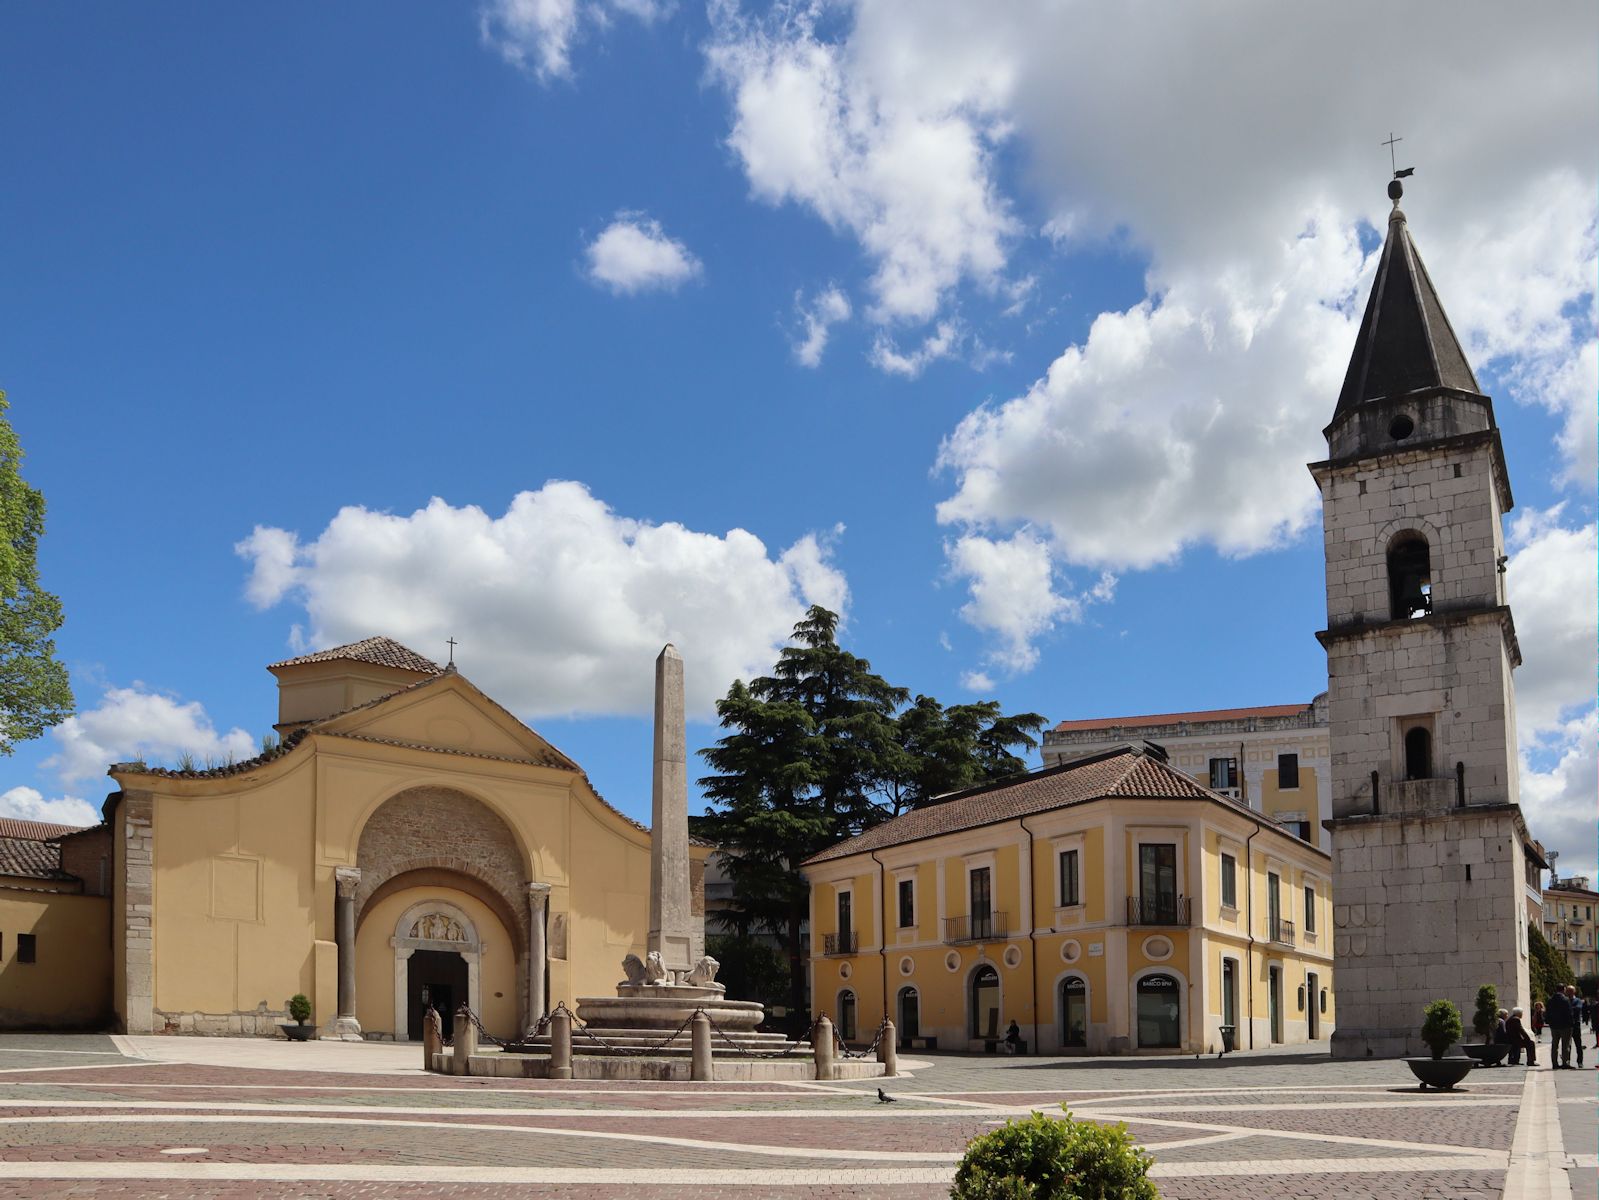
1505 1008 1537 1066
1566 987 1585 1069
1532 1000 1546 1040
1544 986 1574 1068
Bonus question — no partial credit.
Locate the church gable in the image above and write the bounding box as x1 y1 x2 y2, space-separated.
316 673 577 770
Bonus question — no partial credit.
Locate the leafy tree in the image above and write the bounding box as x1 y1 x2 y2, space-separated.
1472 984 1498 1044
886 695 1044 813
698 607 906 1014
1529 923 1576 1003
0 392 72 752
697 606 1045 1016
705 933 790 1017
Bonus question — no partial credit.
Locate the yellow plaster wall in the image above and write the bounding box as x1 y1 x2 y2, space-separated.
355 885 518 1041
0 890 111 1027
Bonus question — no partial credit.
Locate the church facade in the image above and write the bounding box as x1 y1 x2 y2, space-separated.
1314 183 1543 1057
93 636 706 1041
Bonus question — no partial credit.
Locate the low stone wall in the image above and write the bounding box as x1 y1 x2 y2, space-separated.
154 1004 292 1037
436 1050 882 1081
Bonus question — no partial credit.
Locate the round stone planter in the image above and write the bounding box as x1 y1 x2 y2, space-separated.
1406 1056 1473 1090
279 1023 315 1041
1462 1043 1510 1068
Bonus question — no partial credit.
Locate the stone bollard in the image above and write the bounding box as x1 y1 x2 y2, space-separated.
813 1014 835 1082
691 1011 713 1082
451 1007 477 1077
879 1019 898 1077
422 1007 442 1072
550 1006 573 1081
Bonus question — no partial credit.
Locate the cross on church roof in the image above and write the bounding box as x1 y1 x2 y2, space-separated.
446 637 458 667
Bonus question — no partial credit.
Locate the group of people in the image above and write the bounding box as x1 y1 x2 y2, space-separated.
1495 985 1597 1068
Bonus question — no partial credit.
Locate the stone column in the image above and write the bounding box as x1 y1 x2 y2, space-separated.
648 644 694 974
331 867 364 1041
527 882 551 1027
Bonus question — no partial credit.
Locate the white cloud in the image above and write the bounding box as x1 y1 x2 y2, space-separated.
1506 505 1599 739
1521 710 1599 882
960 670 995 692
44 687 257 787
705 0 1021 323
946 530 1077 674
792 286 852 366
870 320 962 378
480 0 665 83
584 214 702 295
0 786 100 828
235 481 848 719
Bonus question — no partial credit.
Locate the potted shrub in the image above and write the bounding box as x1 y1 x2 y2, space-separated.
1462 984 1509 1067
1405 998 1472 1090
952 1106 1159 1199
280 993 315 1041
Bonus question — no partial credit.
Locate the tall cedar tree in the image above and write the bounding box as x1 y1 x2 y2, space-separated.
0 393 72 752
698 607 1043 1016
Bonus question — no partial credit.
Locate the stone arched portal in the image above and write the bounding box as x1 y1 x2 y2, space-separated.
340 786 545 1036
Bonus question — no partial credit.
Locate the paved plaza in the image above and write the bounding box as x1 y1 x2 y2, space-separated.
0 1033 1590 1198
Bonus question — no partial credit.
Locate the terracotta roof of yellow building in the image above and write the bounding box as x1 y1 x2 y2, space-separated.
0 835 71 881
0 818 85 840
1052 702 1312 732
804 747 1304 865
268 636 442 675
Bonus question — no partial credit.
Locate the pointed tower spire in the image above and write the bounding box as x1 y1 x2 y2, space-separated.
1333 176 1480 421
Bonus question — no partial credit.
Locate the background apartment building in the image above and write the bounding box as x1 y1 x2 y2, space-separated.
1042 696 1330 851
1542 877 1599 978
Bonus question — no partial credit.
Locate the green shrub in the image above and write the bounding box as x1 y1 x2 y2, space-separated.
287 993 312 1025
1529 924 1576 1002
1420 998 1463 1059
1472 984 1498 1043
951 1108 1159 1199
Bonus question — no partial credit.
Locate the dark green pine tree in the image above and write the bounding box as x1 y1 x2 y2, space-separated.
886 696 1045 813
0 392 73 753
698 607 907 1016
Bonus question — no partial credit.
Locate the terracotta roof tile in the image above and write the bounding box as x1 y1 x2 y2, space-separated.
1052 703 1312 733
805 748 1235 865
0 835 70 881
269 636 442 675
0 818 85 840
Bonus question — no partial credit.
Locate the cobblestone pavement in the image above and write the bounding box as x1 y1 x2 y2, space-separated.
0 1036 1576 1197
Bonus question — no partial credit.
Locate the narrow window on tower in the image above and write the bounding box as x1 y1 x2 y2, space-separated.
1404 725 1433 780
1387 533 1433 619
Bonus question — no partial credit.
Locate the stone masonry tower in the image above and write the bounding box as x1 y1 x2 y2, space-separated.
1312 177 1536 1058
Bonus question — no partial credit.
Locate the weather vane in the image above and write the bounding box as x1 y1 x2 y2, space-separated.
1383 132 1414 204
446 637 458 667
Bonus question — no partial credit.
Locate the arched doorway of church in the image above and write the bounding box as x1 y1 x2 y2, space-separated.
355 888 518 1041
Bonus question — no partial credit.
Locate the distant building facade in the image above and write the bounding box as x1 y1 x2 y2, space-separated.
801 746 1333 1056
0 819 112 1029
1542 878 1599 978
1042 697 1330 850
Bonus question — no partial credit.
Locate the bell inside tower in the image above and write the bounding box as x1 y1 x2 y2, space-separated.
1387 534 1432 619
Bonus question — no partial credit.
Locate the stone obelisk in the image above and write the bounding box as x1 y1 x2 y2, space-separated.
647 644 694 974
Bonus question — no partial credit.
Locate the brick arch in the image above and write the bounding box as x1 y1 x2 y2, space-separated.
355 865 526 957
353 786 531 956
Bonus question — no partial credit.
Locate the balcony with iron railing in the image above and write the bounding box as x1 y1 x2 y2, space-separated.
1125 896 1191 926
822 931 858 956
1270 918 1296 946
943 912 1009 944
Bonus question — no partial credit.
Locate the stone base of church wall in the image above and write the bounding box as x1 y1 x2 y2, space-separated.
153 1005 293 1037
1328 806 1530 1059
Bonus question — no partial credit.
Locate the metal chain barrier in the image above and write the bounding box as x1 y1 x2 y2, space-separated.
701 1009 822 1059
567 1004 701 1057
834 1016 889 1059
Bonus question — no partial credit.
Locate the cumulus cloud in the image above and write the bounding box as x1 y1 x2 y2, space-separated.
792 286 852 366
0 786 100 828
584 214 702 295
236 482 848 719
480 0 665 83
44 688 257 787
1522 711 1599 881
870 320 963 378
694 0 1597 670
705 0 1021 323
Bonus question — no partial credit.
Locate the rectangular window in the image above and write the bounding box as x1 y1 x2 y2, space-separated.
17 933 35 964
1304 885 1316 932
897 879 915 928
970 867 992 920
1220 854 1237 908
1209 758 1238 790
1267 873 1281 934
1278 753 1299 789
836 891 852 942
1058 849 1080 907
1139 844 1177 923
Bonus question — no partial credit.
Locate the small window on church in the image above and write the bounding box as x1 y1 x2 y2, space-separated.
1388 534 1432 620
1404 726 1432 781
17 934 35 964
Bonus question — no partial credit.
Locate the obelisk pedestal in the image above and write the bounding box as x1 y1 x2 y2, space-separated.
647 644 695 975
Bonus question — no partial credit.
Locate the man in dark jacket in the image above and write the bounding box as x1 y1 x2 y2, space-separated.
1545 987 1574 1068
1568 988 1585 1068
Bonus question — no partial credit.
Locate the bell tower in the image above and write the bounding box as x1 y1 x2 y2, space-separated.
1311 176 1537 1058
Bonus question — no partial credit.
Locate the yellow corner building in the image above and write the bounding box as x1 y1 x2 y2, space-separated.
802 746 1333 1055
2 636 708 1040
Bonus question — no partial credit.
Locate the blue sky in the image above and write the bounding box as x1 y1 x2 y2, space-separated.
2 3 1594 871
